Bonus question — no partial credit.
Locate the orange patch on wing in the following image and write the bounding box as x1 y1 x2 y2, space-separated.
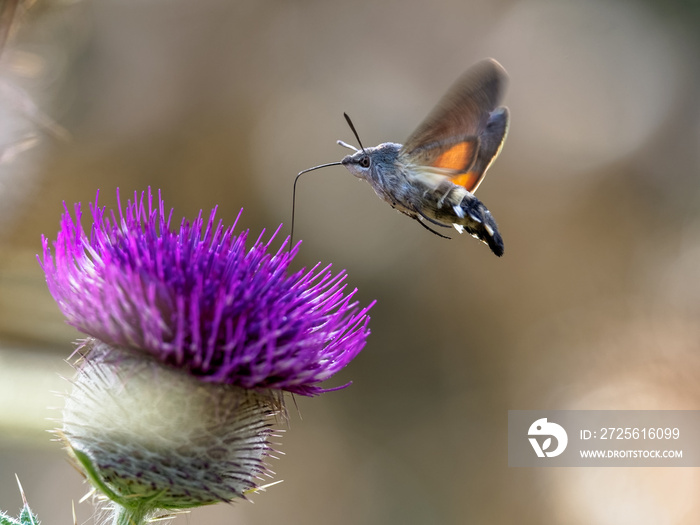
451 172 480 191
431 141 476 171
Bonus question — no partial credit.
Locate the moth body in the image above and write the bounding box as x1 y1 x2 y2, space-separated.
341 142 504 256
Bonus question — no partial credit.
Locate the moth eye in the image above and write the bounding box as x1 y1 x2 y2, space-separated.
359 156 370 168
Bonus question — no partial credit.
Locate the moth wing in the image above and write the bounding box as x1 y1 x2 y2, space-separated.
401 58 509 193
451 106 509 192
405 136 479 171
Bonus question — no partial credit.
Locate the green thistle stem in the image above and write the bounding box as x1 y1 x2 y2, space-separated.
114 505 148 525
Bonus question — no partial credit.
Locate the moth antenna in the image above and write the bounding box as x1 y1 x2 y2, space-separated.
343 112 366 152
291 161 343 249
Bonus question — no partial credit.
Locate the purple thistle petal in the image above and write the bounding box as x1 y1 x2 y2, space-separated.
40 188 374 395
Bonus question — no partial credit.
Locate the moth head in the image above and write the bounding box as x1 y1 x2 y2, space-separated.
338 113 402 180
340 142 402 180
340 148 372 179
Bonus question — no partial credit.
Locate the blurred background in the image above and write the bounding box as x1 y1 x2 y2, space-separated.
1 0 700 523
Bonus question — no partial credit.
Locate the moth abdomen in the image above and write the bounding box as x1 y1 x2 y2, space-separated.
455 195 504 257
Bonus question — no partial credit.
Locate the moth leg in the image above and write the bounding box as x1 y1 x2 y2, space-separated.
432 180 456 209
413 216 451 239
414 206 451 228
409 206 452 239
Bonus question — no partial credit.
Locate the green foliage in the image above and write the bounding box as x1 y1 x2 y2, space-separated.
1 477 40 525
0 504 40 525
17 506 39 525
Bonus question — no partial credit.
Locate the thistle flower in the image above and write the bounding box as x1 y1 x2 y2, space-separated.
39 188 374 522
